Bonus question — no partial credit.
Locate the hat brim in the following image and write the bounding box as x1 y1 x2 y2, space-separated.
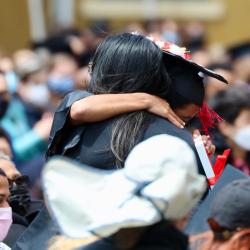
42 157 161 238
162 51 228 84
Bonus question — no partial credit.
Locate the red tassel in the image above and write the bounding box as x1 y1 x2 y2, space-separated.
184 52 192 60
198 102 223 135
208 149 231 186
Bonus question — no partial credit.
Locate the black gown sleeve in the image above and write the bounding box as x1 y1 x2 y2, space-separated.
46 90 92 159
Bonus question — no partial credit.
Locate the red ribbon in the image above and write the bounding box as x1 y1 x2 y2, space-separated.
198 102 223 135
207 149 231 186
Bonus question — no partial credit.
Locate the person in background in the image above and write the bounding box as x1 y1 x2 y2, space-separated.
161 19 180 45
190 178 250 250
181 21 206 53
211 86 250 175
0 168 12 243
0 70 52 182
227 42 250 84
13 49 51 125
47 53 78 109
0 55 19 95
124 22 146 35
0 152 20 181
0 163 27 248
74 65 91 90
44 135 207 250
205 63 234 102
0 128 13 159
181 21 211 67
32 22 109 68
0 151 44 247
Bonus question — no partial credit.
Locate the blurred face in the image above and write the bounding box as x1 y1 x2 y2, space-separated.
191 50 211 67
174 103 200 123
0 74 10 118
50 54 78 77
75 66 91 90
0 74 10 101
205 69 233 101
0 57 14 72
233 55 250 83
0 159 21 181
0 175 10 208
0 138 12 158
221 109 250 136
234 109 250 128
219 108 250 151
28 69 48 84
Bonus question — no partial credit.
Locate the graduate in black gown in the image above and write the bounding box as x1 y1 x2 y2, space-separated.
47 33 227 174
44 135 207 250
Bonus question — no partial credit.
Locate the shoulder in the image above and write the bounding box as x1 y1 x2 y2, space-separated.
144 116 194 146
57 90 93 112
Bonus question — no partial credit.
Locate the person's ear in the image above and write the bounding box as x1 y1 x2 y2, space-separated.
217 120 234 137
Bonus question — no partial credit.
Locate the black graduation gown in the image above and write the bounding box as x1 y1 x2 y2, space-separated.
3 200 44 248
11 207 60 250
3 213 28 248
47 91 204 175
76 223 189 250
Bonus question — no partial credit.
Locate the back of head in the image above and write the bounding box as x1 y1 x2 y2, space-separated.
210 178 250 231
192 179 250 250
89 33 171 167
166 60 205 108
90 33 170 98
211 86 250 124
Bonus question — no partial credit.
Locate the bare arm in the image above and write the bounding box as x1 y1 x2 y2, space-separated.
70 93 185 128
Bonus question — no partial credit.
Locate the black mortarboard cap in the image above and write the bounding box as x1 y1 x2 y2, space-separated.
228 42 250 61
162 51 228 107
185 165 248 235
208 63 232 72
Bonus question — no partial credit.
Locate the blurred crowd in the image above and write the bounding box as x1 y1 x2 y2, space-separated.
0 19 250 189
0 18 250 249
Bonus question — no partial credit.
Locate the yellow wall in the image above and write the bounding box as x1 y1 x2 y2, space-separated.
207 0 250 46
0 1 30 54
76 0 250 47
0 0 250 54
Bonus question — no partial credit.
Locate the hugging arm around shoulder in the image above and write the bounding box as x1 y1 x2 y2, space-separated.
46 90 92 159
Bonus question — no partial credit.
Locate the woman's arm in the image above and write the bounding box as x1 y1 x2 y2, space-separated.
70 93 185 128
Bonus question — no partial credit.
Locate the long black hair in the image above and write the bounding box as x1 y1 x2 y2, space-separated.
89 33 171 167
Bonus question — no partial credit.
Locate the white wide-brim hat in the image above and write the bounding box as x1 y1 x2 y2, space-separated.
42 135 206 239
